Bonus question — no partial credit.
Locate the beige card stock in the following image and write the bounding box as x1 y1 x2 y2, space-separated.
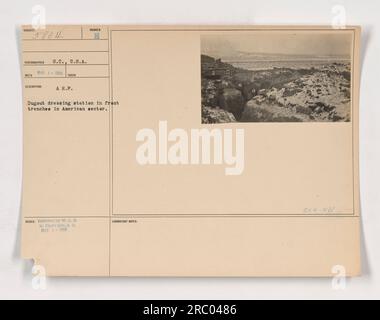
21 25 361 276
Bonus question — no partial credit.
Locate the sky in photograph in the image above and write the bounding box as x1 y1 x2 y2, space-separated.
201 31 352 58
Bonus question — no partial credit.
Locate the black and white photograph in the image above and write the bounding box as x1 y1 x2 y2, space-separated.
201 31 352 123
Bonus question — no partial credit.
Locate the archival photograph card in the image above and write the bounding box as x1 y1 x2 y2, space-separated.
21 25 361 276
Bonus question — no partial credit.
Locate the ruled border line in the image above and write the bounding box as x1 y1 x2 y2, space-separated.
108 28 357 218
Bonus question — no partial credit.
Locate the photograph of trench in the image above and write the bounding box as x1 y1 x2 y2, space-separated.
201 31 352 123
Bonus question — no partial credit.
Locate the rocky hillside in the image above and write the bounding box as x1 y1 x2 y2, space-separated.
201 55 351 123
